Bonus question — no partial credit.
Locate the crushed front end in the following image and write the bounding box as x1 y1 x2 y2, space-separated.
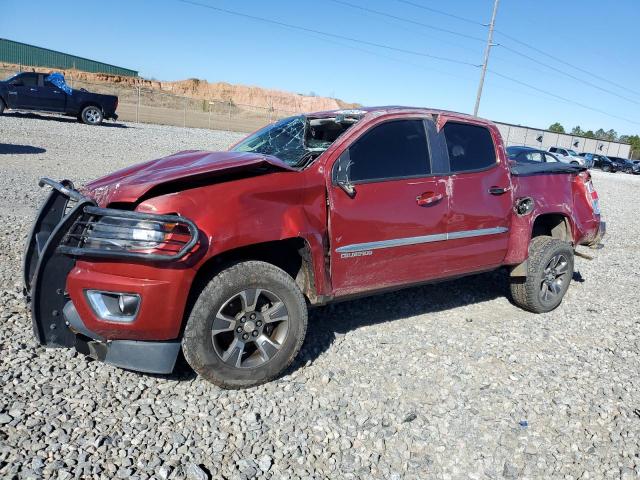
23 178 199 374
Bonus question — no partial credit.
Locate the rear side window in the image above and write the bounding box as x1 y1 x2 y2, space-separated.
349 119 430 182
443 122 496 172
526 152 543 162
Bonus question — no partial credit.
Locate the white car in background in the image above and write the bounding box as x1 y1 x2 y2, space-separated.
548 147 589 167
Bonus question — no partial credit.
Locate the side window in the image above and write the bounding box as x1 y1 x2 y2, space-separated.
443 122 496 172
525 152 543 162
544 153 558 163
19 75 37 87
348 119 430 182
549 147 557 153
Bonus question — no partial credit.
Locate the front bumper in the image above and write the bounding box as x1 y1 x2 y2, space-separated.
23 178 197 374
64 301 180 374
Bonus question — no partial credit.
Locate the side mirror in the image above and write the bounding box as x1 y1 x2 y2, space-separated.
334 150 356 198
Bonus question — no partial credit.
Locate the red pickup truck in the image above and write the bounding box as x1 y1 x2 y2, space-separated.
24 107 605 388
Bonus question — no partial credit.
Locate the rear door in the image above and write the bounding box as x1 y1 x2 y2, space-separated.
440 120 513 274
328 117 450 296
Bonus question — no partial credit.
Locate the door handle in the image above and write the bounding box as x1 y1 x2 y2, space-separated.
29 88 37 92
416 192 444 206
488 186 511 195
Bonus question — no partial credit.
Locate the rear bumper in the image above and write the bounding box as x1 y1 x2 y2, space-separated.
583 220 606 248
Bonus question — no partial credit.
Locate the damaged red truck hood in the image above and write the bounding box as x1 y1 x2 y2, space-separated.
81 150 296 206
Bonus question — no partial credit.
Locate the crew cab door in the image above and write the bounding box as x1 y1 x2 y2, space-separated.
328 117 450 296
38 74 66 111
4 73 38 109
439 120 512 274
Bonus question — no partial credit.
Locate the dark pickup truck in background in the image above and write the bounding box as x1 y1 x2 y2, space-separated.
0 71 118 125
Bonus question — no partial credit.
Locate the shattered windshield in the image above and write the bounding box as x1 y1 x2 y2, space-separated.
232 116 307 166
231 113 361 168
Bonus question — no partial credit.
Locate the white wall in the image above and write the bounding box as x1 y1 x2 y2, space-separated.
494 122 631 158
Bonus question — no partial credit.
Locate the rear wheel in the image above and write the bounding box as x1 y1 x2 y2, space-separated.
602 164 611 172
80 105 103 125
182 261 308 389
626 167 633 174
510 236 574 313
0 98 5 115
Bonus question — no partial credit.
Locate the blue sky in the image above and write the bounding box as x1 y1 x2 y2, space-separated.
2 0 639 135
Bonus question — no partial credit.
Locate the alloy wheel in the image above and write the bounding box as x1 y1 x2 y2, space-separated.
84 107 101 124
539 254 569 303
211 288 289 368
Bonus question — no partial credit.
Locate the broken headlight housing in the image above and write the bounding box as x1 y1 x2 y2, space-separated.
59 206 199 261
87 217 169 251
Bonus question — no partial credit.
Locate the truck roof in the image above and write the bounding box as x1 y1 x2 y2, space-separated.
307 106 494 127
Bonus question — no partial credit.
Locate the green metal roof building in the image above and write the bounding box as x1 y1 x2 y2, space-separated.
0 38 138 77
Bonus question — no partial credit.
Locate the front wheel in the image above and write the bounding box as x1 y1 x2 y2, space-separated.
0 98 5 115
183 261 308 389
510 236 574 313
80 105 103 125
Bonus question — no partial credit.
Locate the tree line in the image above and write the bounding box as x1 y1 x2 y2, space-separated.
547 122 639 158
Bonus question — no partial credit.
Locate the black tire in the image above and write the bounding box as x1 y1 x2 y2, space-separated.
510 236 574 313
0 98 5 115
626 167 633 174
570 161 579 166
182 261 308 389
80 105 103 125
602 165 611 172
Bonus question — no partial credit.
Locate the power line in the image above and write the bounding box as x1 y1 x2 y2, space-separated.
488 69 640 126
178 0 479 67
329 0 640 109
494 29 640 98
496 44 640 106
327 0 486 43
176 0 640 127
393 0 485 26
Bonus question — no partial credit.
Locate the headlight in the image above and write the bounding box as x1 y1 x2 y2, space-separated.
59 206 199 261
87 217 171 251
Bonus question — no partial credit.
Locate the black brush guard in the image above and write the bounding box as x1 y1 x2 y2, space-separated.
24 178 198 348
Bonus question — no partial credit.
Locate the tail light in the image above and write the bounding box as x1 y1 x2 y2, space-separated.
578 171 600 215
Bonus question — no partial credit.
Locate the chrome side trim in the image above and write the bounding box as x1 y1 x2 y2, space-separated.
335 227 508 254
447 227 509 240
336 233 447 254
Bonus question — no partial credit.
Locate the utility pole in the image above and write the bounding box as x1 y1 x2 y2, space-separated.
473 0 500 117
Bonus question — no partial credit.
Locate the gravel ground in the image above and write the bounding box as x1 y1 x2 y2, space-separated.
1 113 640 479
